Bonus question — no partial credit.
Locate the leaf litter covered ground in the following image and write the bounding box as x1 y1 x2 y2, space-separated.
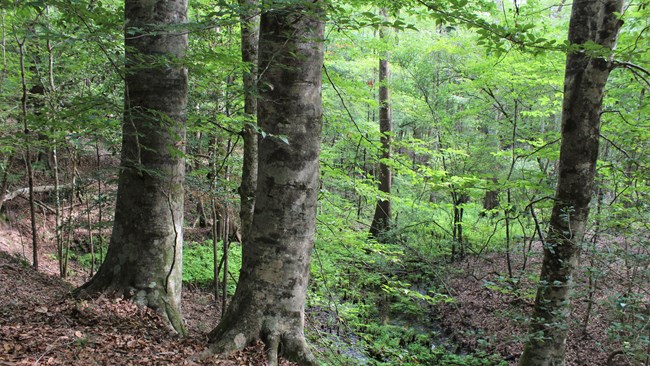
0 192 646 365
434 244 648 366
0 251 298 366
1 233 647 365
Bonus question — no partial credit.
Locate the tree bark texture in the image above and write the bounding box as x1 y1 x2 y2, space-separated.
238 0 260 247
519 1 624 365
369 26 392 239
76 0 188 334
207 1 324 365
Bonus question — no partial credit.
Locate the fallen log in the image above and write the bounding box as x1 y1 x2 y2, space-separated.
2 185 70 202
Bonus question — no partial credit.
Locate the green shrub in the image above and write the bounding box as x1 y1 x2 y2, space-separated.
183 240 242 295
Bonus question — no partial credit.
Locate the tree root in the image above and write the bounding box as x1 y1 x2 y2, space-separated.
274 333 318 366
606 349 624 366
196 321 318 366
73 280 186 336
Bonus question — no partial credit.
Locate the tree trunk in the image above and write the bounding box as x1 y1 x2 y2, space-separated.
16 37 39 270
76 0 188 335
206 1 324 365
451 191 468 261
519 1 624 365
482 177 499 215
238 0 260 246
0 155 13 214
370 12 392 240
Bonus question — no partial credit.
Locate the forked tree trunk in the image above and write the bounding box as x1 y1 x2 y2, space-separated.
76 0 188 334
238 0 260 246
205 1 324 365
369 14 392 239
519 1 624 365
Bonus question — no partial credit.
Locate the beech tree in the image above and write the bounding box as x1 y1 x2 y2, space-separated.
76 0 188 334
238 0 260 245
519 0 625 365
204 0 325 365
369 9 392 239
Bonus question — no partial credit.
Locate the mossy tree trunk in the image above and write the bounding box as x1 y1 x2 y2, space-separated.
76 0 188 335
205 1 324 365
519 1 624 365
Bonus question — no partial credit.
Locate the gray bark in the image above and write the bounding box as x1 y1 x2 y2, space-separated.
16 37 38 270
206 1 325 365
76 0 188 334
238 0 260 247
369 14 392 240
519 1 625 365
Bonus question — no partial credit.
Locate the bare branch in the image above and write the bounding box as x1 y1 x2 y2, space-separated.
613 60 650 88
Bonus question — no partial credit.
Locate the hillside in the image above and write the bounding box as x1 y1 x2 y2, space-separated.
0 248 297 366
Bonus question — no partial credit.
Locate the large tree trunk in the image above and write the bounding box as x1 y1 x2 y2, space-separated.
369 15 392 239
205 1 324 365
76 0 188 334
238 0 260 246
519 1 624 365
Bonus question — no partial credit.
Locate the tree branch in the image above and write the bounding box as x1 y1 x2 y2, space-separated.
323 63 377 147
613 60 650 88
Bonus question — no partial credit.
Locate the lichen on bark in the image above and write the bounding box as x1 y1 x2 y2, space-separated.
519 1 624 365
202 1 325 365
74 0 188 335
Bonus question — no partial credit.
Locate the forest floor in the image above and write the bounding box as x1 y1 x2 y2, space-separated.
0 243 298 366
434 250 630 366
0 167 643 365
1 221 638 366
0 252 299 366
0 226 298 365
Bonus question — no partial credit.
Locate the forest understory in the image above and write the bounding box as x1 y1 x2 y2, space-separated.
1 1 648 364
0 170 645 366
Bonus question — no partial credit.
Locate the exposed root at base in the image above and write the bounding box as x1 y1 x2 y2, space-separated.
72 281 186 336
201 326 318 366
265 332 318 366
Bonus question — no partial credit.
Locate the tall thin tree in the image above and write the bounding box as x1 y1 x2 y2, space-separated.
76 0 188 334
16 32 38 270
369 8 392 239
519 1 625 365
205 1 325 365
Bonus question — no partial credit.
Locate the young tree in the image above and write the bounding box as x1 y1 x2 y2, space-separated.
76 0 188 334
205 1 325 365
519 1 625 365
369 10 392 239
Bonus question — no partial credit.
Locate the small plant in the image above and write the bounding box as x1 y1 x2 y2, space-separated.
483 275 536 301
182 240 214 286
606 292 650 365
182 240 242 295
74 243 108 270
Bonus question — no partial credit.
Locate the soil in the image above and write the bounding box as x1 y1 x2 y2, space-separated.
435 243 647 366
0 245 298 365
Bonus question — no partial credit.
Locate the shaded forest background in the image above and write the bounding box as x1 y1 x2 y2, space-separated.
0 0 648 365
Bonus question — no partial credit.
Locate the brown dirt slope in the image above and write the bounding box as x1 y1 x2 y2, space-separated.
0 251 296 366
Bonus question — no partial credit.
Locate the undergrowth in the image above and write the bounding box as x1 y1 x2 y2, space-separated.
182 240 242 296
308 200 509 365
